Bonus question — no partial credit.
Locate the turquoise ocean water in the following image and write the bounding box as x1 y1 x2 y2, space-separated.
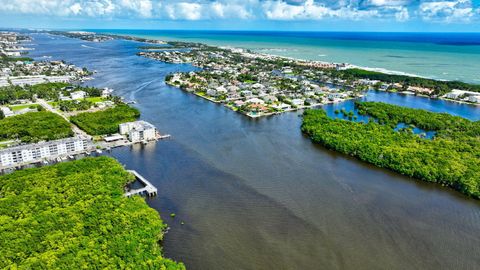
92 30 480 84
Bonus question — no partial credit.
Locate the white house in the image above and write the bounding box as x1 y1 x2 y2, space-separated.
101 87 113 97
217 86 228 95
0 107 14 117
245 98 265 105
206 89 217 96
468 95 480 103
272 103 291 110
240 90 253 97
119 121 156 143
291 99 304 106
70 90 86 100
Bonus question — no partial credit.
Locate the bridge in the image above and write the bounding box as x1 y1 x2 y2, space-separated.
124 170 158 197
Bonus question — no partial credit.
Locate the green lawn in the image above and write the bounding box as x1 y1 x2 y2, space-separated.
9 104 37 111
85 97 107 103
49 97 106 108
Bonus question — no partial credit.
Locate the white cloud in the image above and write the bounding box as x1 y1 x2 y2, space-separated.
0 0 477 23
418 0 476 22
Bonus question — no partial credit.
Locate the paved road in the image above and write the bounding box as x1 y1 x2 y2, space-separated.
37 99 91 139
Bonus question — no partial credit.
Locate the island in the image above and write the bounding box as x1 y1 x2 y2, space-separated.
302 102 480 198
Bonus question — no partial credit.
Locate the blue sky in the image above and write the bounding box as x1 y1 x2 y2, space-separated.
0 0 479 31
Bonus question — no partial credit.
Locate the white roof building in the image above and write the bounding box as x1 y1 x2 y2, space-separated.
119 121 157 143
291 99 304 106
468 95 480 103
70 91 86 100
0 137 91 169
1 107 14 117
245 98 265 104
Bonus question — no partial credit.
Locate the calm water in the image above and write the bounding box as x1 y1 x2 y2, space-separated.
29 33 480 270
93 30 480 84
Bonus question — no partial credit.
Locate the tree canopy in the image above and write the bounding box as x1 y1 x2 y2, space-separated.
70 105 140 135
302 102 480 198
0 157 185 269
0 111 73 142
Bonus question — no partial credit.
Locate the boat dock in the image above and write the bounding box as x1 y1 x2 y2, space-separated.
124 170 158 197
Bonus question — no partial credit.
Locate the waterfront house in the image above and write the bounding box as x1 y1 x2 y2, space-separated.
407 86 434 95
206 89 218 97
445 90 465 99
271 103 291 110
101 87 113 97
468 95 480 103
234 100 245 107
291 99 304 106
119 121 157 143
217 86 228 95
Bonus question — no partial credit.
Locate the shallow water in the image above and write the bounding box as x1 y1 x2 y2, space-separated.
29 33 480 270
94 30 480 84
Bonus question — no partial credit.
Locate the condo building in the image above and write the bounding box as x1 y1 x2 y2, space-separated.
0 137 92 169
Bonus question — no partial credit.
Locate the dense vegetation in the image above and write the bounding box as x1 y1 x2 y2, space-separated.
0 83 102 105
58 99 93 112
302 102 480 198
0 157 184 269
355 102 480 137
70 105 140 135
0 55 34 63
0 111 73 142
335 68 480 95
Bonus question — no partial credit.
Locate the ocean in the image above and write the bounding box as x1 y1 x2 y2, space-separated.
92 30 480 84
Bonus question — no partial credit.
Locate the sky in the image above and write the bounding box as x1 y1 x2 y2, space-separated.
0 0 479 31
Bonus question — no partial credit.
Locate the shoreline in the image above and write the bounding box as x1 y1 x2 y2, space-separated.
34 30 480 111
71 30 480 108
89 30 477 84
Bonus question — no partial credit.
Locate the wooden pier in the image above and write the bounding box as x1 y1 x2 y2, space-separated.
124 170 158 197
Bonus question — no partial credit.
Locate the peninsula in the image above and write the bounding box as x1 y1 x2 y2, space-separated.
0 30 182 269
138 42 480 117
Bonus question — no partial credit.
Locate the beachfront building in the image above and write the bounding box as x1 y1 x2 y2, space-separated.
468 95 480 103
0 137 92 169
119 121 156 143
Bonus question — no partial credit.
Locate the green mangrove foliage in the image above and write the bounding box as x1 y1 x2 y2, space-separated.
70 105 140 135
355 101 480 138
0 111 73 142
0 157 184 269
58 99 93 112
301 102 480 198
